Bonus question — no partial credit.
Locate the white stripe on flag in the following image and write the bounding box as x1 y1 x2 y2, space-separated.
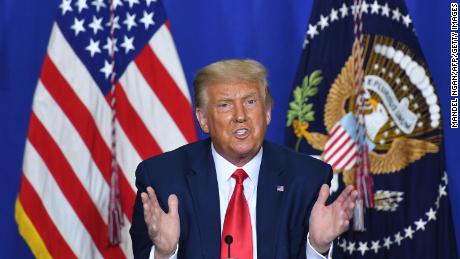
324 126 345 151
326 137 354 166
48 23 139 194
47 23 112 149
32 81 109 221
149 24 191 101
324 130 349 161
116 120 141 192
119 62 188 152
23 141 103 259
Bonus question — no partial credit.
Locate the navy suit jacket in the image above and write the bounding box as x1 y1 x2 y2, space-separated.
130 138 332 259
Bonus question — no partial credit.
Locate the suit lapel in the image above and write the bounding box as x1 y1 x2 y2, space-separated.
256 141 285 259
185 140 221 258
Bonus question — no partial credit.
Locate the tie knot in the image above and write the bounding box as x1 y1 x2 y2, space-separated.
232 169 248 184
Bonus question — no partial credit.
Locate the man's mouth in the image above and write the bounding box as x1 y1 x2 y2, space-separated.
233 128 249 139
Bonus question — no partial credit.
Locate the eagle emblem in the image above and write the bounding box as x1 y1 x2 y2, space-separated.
287 35 442 209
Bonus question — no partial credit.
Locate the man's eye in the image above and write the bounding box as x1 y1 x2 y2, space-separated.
247 99 256 105
218 103 230 109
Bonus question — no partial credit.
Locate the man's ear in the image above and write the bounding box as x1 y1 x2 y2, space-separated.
195 108 209 134
265 106 272 125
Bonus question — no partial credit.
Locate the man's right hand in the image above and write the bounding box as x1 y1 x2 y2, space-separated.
141 187 180 259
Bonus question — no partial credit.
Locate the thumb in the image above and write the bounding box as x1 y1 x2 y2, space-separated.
316 184 330 206
167 194 179 216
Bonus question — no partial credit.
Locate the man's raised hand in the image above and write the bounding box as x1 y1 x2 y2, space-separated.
141 187 180 259
309 184 358 254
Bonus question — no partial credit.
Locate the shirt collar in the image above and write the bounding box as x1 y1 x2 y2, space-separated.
211 143 262 186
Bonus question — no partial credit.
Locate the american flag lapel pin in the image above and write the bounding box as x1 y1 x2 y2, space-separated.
276 185 284 192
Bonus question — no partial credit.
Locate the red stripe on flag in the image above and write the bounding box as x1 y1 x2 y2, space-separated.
115 83 163 159
19 175 77 259
325 134 351 163
135 45 197 143
331 142 356 169
28 113 126 258
324 129 347 155
341 152 357 170
41 56 111 182
41 55 136 219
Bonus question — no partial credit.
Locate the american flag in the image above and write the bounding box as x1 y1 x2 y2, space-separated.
15 0 196 257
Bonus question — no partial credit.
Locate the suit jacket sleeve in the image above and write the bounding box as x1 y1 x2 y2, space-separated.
130 161 155 259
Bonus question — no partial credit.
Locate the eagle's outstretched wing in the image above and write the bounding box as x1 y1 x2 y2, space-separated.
370 137 438 174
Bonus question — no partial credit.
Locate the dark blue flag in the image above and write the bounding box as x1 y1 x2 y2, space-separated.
285 0 458 258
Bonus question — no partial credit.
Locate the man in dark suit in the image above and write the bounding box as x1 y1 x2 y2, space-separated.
130 59 357 259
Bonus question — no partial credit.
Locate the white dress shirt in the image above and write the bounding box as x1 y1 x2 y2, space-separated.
149 145 332 258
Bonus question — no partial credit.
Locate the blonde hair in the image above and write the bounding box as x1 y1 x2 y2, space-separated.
193 59 273 108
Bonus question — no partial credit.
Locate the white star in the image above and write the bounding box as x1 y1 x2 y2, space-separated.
100 60 114 79
145 0 157 7
76 0 88 12
394 232 404 246
404 226 415 239
350 4 357 16
439 185 447 197
60 0 73 15
330 8 339 22
106 16 121 30
85 38 101 57
358 242 369 255
426 208 437 221
70 18 86 36
307 24 318 39
347 241 356 254
112 0 123 8
392 8 401 21
371 240 381 253
318 15 329 30
435 197 441 209
361 1 369 14
125 0 140 8
303 38 309 48
381 3 390 17
340 3 348 18
92 0 106 12
370 0 380 14
123 12 137 31
415 218 427 230
121 36 135 53
140 11 155 30
383 236 392 249
103 37 119 56
402 14 412 27
338 239 347 249
442 173 448 184
88 16 103 35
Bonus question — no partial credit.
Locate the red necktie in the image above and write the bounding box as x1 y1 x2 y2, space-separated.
221 169 253 259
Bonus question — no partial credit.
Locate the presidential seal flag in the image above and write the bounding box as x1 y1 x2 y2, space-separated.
14 0 196 257
285 0 458 258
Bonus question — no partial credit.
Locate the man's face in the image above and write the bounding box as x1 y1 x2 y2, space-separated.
196 82 271 166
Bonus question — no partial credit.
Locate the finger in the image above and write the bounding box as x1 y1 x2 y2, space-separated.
316 184 330 206
146 187 161 209
167 194 179 216
336 185 354 204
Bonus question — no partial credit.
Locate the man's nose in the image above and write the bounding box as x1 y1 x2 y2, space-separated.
234 102 247 122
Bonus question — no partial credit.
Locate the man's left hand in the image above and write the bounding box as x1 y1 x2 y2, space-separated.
309 184 358 253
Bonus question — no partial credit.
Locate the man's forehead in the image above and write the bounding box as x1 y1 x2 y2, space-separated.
207 82 262 95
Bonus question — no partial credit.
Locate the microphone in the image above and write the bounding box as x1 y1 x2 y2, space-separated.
224 235 233 258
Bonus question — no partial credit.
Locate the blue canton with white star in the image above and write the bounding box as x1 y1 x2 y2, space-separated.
57 0 166 94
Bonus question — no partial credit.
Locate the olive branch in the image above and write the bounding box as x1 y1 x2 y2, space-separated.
286 70 323 151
